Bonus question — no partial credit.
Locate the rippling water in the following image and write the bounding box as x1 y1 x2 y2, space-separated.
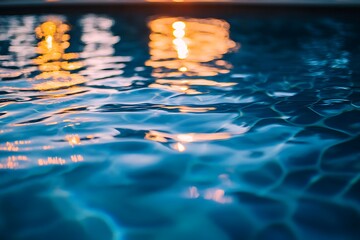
0 8 359 240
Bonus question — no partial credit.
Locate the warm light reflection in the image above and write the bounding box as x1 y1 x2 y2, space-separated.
157 105 216 113
66 134 81 146
0 156 28 169
204 188 231 203
172 21 188 59
32 19 86 91
37 155 84 166
0 140 32 152
42 145 54 150
171 142 186 152
38 157 66 166
187 186 232 204
145 126 249 150
0 136 86 168
70 154 84 163
145 130 232 143
188 186 200 198
146 17 237 94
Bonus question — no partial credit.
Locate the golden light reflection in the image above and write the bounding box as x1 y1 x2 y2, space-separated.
0 138 85 169
145 130 232 143
42 145 54 150
31 19 86 91
145 126 248 152
0 156 28 169
150 78 237 95
70 154 84 163
0 140 32 152
36 154 84 166
188 186 200 198
37 154 84 166
171 142 186 152
38 157 66 166
146 17 237 94
66 134 81 147
172 21 188 59
204 188 231 203
157 105 216 113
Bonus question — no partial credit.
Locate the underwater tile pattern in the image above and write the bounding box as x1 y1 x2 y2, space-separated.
0 9 359 240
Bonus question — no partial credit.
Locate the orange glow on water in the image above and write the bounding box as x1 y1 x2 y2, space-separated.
145 130 231 143
0 140 32 152
171 142 186 152
158 105 216 113
32 19 85 91
172 21 188 59
70 154 84 162
38 157 66 166
0 156 28 169
146 17 237 94
66 134 81 146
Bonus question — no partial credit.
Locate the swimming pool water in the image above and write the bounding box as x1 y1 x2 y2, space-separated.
0 6 359 240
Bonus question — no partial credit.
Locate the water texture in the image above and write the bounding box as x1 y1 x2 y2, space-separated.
0 9 359 240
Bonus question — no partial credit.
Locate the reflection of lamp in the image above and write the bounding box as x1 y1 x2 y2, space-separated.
79 15 125 81
32 19 85 91
146 17 237 94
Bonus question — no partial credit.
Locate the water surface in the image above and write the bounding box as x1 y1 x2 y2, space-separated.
0 8 359 240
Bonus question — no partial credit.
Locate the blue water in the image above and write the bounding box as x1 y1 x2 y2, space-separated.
0 8 359 240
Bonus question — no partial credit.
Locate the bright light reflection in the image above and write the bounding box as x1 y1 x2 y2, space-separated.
32 18 86 91
187 186 232 204
66 134 81 146
172 21 188 59
146 17 237 94
157 105 216 113
0 140 32 152
171 142 186 152
71 154 84 162
0 156 28 169
38 157 66 166
79 15 127 81
145 130 232 143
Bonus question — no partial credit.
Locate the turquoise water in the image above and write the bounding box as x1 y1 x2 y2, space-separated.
0 7 359 240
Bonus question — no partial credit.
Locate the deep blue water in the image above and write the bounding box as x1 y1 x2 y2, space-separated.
0 6 359 240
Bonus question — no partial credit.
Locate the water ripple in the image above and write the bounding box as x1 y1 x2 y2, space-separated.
0 11 359 240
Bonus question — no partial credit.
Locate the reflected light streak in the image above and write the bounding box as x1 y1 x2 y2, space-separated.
171 142 186 152
188 186 200 198
38 157 66 166
0 156 28 169
149 78 236 95
79 15 127 81
42 145 54 150
145 130 232 143
187 186 232 204
172 21 188 59
146 17 237 94
66 134 81 146
0 140 32 152
71 154 84 162
32 19 86 91
158 105 216 113
0 138 85 169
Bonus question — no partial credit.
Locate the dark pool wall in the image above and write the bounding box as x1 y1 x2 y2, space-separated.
0 4 359 240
